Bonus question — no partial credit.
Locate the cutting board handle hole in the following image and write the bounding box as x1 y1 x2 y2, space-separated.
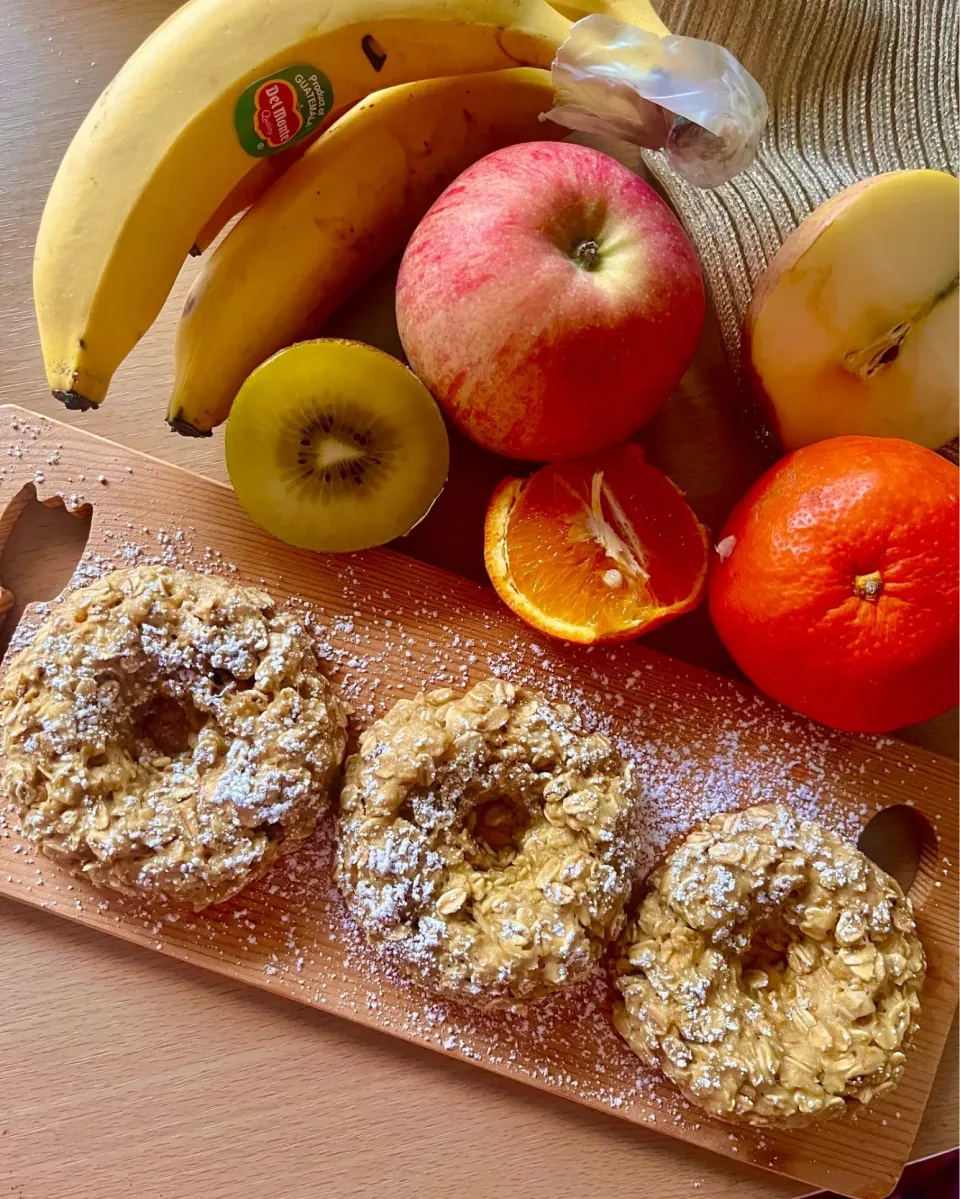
0 484 92 661
857 804 938 902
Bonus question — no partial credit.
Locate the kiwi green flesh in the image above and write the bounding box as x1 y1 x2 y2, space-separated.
226 341 449 555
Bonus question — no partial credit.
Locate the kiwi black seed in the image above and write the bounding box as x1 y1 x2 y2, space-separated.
280 400 400 499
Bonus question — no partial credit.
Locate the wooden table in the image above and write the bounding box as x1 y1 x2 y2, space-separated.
0 3 956 1196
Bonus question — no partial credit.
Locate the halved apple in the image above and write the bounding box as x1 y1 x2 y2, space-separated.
744 169 959 451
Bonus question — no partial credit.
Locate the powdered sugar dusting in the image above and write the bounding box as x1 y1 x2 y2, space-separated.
0 524 903 1135
0 412 950 1188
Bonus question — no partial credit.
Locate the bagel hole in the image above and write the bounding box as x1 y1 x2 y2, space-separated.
857 805 937 897
133 694 205 759
396 797 418 824
469 797 532 858
741 919 791 980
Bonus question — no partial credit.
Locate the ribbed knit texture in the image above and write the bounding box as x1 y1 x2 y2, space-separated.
644 0 959 377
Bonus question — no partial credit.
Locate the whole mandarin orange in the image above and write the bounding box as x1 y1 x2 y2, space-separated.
709 436 958 733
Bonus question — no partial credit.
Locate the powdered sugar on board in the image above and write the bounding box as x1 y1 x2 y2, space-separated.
0 529 905 1120
0 409 955 1198
6 520 883 866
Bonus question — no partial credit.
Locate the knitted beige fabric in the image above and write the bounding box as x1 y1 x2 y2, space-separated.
644 0 959 376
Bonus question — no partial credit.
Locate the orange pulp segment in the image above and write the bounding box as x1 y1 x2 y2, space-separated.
484 443 709 644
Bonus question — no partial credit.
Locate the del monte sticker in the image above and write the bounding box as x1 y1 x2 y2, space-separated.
235 65 333 156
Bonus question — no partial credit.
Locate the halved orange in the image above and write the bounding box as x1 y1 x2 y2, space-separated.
484 443 709 644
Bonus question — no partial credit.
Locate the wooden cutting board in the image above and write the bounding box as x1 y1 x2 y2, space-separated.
0 404 955 1199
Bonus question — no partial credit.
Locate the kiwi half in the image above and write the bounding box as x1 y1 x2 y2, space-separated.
225 340 450 553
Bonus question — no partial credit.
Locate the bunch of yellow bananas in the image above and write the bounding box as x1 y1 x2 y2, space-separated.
33 0 665 434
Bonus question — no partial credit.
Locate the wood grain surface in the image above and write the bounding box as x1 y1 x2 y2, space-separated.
0 409 956 1199
0 3 956 1198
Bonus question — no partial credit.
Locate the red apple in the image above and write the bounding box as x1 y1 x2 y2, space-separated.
395 141 705 461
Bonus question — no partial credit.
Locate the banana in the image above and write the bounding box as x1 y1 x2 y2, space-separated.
186 0 668 256
167 68 566 434
189 145 313 257
34 0 570 411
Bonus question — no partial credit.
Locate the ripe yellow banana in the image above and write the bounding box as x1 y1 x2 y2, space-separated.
190 145 313 257
167 68 566 435
34 0 570 411
187 0 666 257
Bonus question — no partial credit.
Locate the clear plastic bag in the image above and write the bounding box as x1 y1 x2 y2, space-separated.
545 15 768 188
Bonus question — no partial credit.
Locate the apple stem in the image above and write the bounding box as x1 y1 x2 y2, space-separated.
572 239 600 271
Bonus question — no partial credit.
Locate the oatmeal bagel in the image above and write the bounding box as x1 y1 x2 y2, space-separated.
1 566 347 910
337 678 636 1005
614 803 925 1126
